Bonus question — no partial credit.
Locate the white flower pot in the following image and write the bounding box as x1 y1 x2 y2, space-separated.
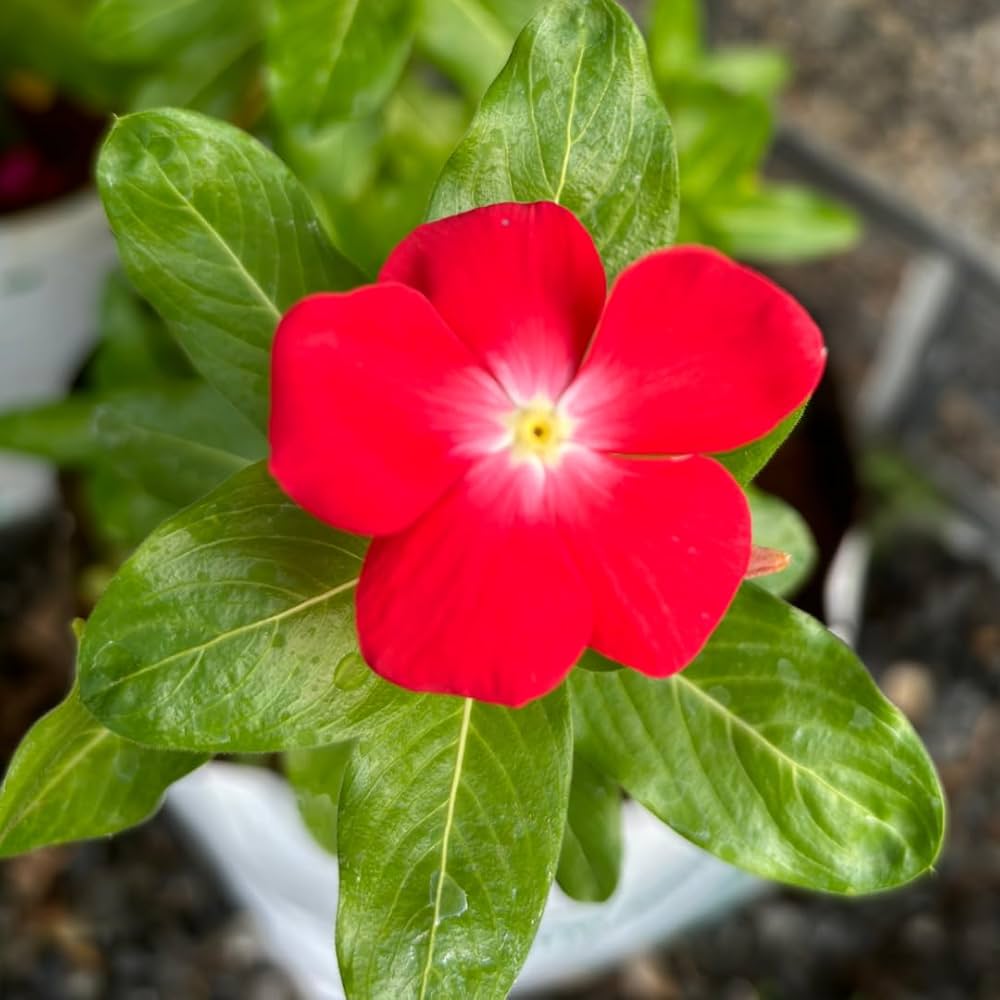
167 763 760 998
0 191 117 522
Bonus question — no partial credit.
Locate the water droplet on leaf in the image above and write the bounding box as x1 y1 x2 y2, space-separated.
429 871 468 923
776 657 799 682
850 706 874 729
333 651 368 691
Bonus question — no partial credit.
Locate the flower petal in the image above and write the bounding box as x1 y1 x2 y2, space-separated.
270 283 509 537
356 453 592 706
564 246 826 454
554 452 750 676
380 202 606 401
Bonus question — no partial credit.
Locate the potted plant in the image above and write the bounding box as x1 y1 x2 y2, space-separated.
0 2 943 998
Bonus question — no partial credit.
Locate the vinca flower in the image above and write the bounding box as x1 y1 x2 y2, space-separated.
269 202 825 706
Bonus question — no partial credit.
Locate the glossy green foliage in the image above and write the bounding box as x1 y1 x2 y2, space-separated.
0 684 205 857
97 109 362 430
337 691 572 1000
431 0 679 278
285 742 354 855
571 585 946 894
77 463 392 751
556 754 622 902
747 486 817 598
267 0 415 130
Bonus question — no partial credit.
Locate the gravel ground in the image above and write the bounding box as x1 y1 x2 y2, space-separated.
708 0 1000 261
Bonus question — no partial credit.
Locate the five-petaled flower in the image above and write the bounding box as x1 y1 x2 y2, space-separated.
269 202 825 707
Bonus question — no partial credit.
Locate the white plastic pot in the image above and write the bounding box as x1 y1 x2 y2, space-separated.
0 191 117 522
167 763 760 998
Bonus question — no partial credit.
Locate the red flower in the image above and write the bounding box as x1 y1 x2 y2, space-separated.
269 203 825 707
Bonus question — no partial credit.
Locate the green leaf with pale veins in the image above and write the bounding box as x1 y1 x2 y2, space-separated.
97 109 363 431
556 753 622 902
570 584 946 894
431 0 679 278
747 486 818 598
0 684 205 857
285 742 354 856
78 463 399 752
267 0 415 129
337 690 572 1000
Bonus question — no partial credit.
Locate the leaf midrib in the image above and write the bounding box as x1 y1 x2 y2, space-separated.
93 577 359 693
143 150 282 324
675 675 914 855
418 697 473 1000
0 728 109 847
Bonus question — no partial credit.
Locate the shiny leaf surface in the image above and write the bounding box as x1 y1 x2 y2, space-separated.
431 0 679 278
337 691 572 999
571 585 946 894
97 109 362 430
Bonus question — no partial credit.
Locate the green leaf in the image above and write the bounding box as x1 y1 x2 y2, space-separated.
337 690 572 1000
556 753 622 902
285 742 354 855
747 486 817 598
647 0 702 82
713 406 803 486
86 272 191 391
97 109 363 431
570 585 946 894
83 465 176 551
707 184 861 263
86 0 224 63
127 25 262 120
676 89 772 200
415 0 529 100
0 397 104 466
430 0 679 278
78 463 396 752
0 684 205 857
700 47 790 100
95 381 266 507
267 0 414 129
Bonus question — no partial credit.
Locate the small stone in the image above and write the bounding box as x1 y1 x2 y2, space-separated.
619 954 682 999
882 661 936 723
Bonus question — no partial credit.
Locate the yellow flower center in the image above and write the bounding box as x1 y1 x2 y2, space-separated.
509 402 571 464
